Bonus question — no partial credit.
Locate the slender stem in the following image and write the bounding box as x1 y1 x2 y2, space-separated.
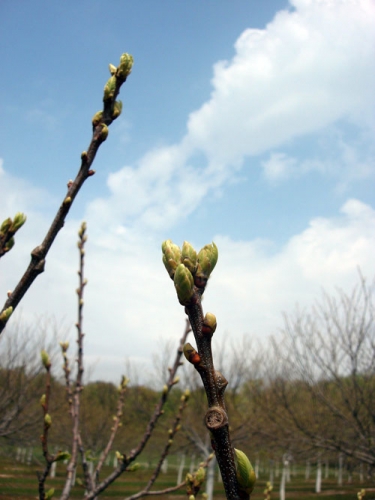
83 320 191 500
0 70 130 335
186 291 245 500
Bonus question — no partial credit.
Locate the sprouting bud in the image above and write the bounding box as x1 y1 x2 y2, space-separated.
175 424 181 431
162 385 168 396
103 75 117 101
174 264 194 305
202 494 208 500
117 53 134 80
168 439 173 445
188 496 195 500
44 413 52 428
202 312 217 335
40 394 46 407
127 463 140 472
45 488 55 500
168 428 173 436
112 100 123 120
183 343 201 366
184 389 191 401
11 212 27 231
234 448 256 495
161 240 181 279
63 196 72 205
56 451 71 462
92 110 103 127
172 376 180 385
195 242 218 288
59 341 69 352
4 238 14 252
41 350 51 369
0 217 12 234
181 241 197 274
109 63 117 75
100 124 109 141
195 467 206 485
113 416 118 422
115 451 124 460
0 306 13 324
81 151 88 161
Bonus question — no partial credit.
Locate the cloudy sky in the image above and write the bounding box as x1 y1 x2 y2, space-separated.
1 0 374 382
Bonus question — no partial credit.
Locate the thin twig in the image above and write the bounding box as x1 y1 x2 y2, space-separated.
0 54 133 335
83 319 191 500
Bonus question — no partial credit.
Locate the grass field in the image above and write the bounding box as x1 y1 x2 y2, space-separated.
0 454 374 499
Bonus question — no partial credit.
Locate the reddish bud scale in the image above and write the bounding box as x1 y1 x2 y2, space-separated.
201 325 213 335
194 276 207 289
189 352 201 365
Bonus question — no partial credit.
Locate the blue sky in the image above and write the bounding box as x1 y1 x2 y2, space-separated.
1 0 374 382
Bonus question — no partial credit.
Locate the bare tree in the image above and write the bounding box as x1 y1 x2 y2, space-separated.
247 276 375 468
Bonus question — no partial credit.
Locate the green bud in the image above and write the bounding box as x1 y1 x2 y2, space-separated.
173 376 180 385
181 241 197 274
234 448 256 495
112 100 123 120
128 463 140 472
203 312 217 334
162 239 181 279
4 237 14 252
174 263 194 305
103 75 117 101
109 63 117 75
188 496 195 500
195 242 218 286
59 341 69 352
168 439 173 445
0 306 13 324
44 413 52 428
11 212 27 231
45 488 55 500
115 451 124 460
100 124 109 141
92 110 103 127
0 217 12 234
117 53 134 80
184 389 191 401
195 466 206 485
162 384 168 396
56 451 71 462
40 394 46 407
41 350 51 369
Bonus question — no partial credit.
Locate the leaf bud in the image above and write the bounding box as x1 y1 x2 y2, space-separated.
41 349 51 369
59 341 69 352
202 312 217 335
127 463 140 472
115 451 124 460
99 124 109 142
0 306 13 324
112 100 123 120
195 242 218 287
0 217 12 234
172 376 180 385
183 343 201 366
195 466 205 485
11 212 27 231
234 448 256 495
181 241 197 274
168 439 173 445
174 264 194 305
40 394 46 407
45 488 55 500
162 385 168 396
56 451 71 462
103 75 117 101
92 110 103 127
4 238 14 251
161 239 181 279
117 53 134 80
63 196 72 205
109 63 117 75
44 413 52 428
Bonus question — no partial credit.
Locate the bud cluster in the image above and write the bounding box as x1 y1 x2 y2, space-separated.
161 240 218 305
186 466 206 498
0 212 27 255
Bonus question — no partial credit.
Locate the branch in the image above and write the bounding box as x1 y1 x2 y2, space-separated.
0 53 133 335
83 319 192 500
